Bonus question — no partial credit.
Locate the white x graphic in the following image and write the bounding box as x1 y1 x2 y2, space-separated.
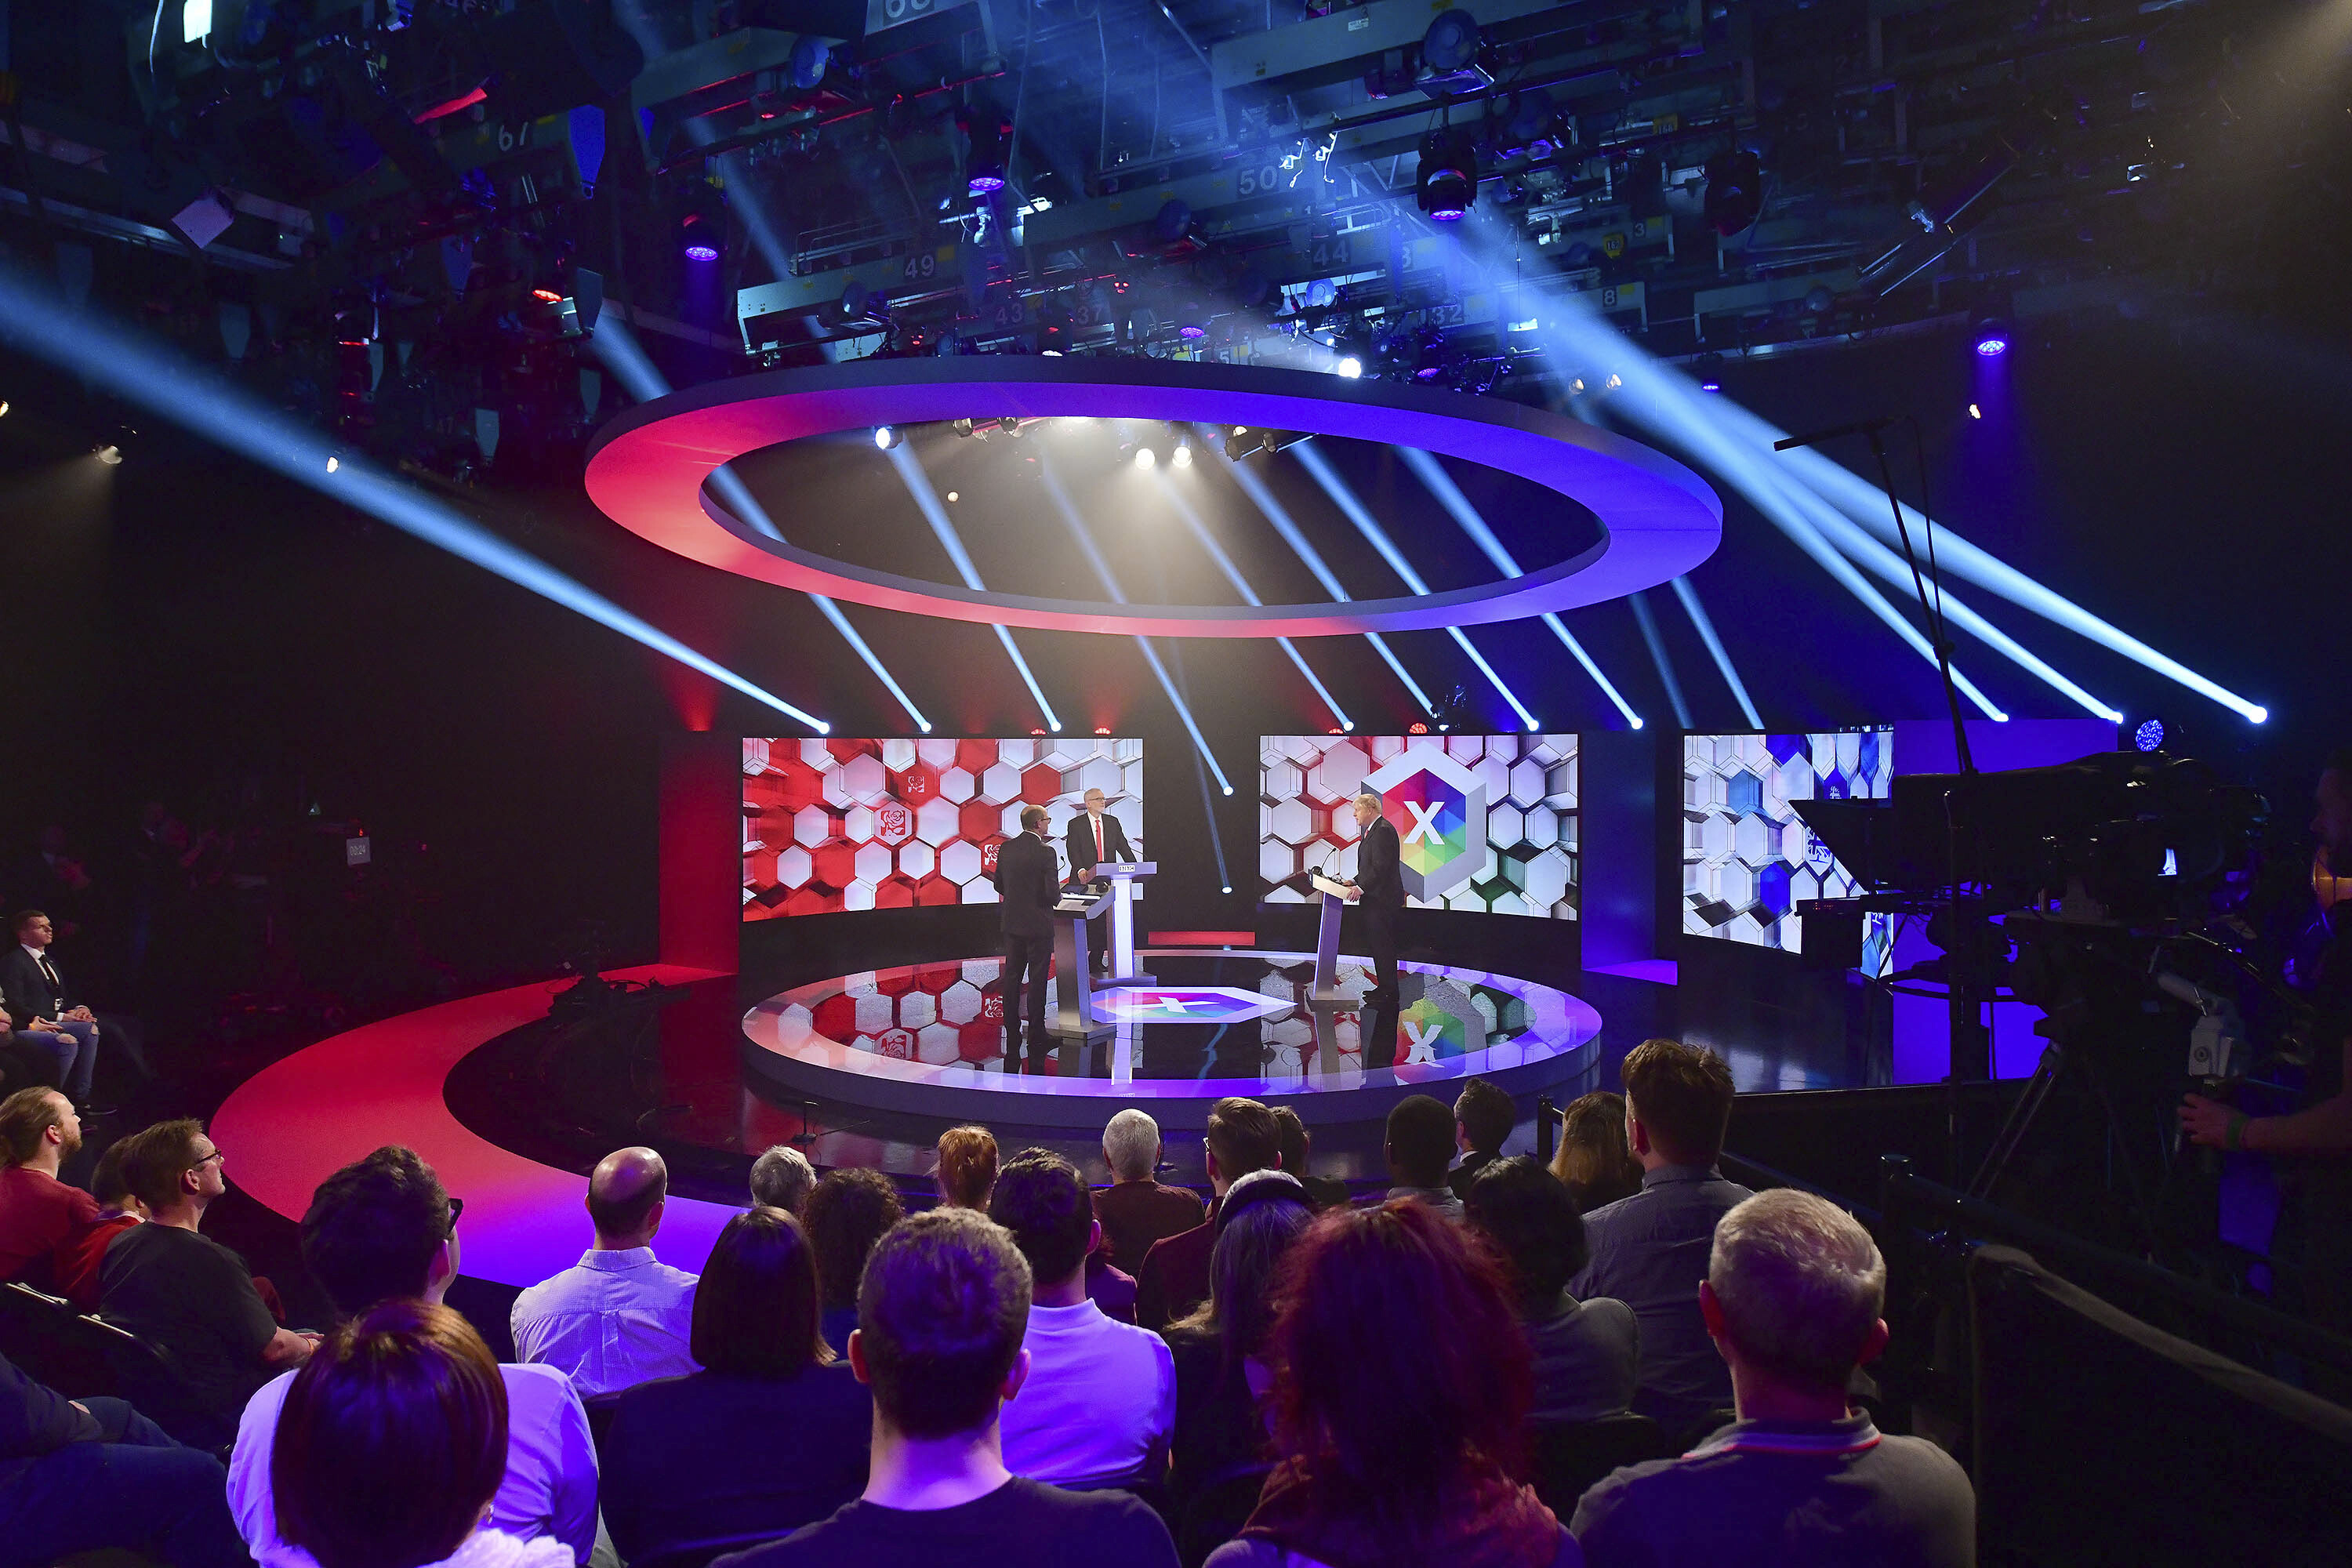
1145 994 1193 1013
1401 799 1447 845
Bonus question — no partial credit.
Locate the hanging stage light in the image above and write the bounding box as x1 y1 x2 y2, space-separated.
1973 319 2012 357
1416 128 1479 221
960 107 1012 196
873 426 901 450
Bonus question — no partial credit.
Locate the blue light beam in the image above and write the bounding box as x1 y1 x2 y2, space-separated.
1668 577 1763 729
1628 593 1693 729
1036 458 1233 794
1204 427 1440 717
1398 447 1646 729
1153 476 1355 733
887 444 1062 732
591 320 932 731
1290 442 1541 731
0 266 828 731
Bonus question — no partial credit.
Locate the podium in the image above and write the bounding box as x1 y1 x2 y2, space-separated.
1305 873 1355 1008
1049 860 1156 1045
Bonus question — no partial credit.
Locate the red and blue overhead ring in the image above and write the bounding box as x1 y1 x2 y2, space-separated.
584 358 1722 638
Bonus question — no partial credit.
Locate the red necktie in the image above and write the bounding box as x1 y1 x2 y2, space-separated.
1094 817 1105 862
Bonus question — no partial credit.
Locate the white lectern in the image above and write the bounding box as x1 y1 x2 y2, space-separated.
1090 861 1157 985
1306 873 1354 1008
1049 886 1116 1046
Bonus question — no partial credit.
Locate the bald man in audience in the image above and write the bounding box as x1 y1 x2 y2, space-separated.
512 1146 701 1396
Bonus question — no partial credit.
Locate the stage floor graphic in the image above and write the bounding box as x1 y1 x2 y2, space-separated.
741 948 1603 1128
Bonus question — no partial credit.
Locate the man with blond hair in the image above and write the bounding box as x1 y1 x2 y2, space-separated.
1573 1188 1974 1566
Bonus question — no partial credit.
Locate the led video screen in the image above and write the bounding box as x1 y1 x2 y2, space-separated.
743 738 1143 918
1682 730 1893 974
1259 735 1579 917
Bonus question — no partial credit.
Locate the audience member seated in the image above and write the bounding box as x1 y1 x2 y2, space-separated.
511 1146 699 1396
101 1119 316 1447
0 914 100 1109
713 1209 1179 1568
56 1134 144 1309
934 1126 998 1210
1464 1158 1638 1425
1450 1080 1516 1198
807 1167 904 1354
1570 1040 1751 1433
1138 1097 1281 1330
750 1145 817 1218
1378 1096 1465 1220
1550 1093 1642 1214
230 1145 597 1568
1160 1171 1312 1504
990 1149 1175 1484
1571 1189 1975 1568
270 1299 576 1568
602 1207 873 1563
1209 1201 1575 1568
1 1345 249 1568
0 1011 77 1102
1269 1108 1349 1210
1093 1108 1205 1273
0 1087 101 1302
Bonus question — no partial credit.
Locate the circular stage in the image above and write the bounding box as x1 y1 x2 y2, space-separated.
741 947 1603 1129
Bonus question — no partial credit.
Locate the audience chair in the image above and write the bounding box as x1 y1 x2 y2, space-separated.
1 1280 114 1395
1174 1461 1273 1568
1529 1413 1674 1515
75 1313 214 1452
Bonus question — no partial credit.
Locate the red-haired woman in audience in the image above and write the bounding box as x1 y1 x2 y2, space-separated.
271 1299 570 1568
1208 1200 1578 1568
601 1207 873 1563
934 1125 999 1210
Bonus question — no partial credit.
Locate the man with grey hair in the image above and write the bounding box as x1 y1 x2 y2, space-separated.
1571 1189 1974 1566
1091 1109 1203 1274
750 1145 816 1217
1340 788 1403 1009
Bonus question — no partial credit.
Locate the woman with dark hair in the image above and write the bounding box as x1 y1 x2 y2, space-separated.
806 1168 906 1353
271 1299 568 1568
1549 1092 1642 1214
600 1207 872 1562
1207 1201 1577 1568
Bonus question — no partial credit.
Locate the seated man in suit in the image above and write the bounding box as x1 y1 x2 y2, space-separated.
2 913 100 1109
1062 789 1135 975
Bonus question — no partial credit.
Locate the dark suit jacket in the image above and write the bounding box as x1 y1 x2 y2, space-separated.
991 832 1062 941
1356 815 1405 909
1065 811 1134 877
0 948 72 1030
1135 1210 1216 1331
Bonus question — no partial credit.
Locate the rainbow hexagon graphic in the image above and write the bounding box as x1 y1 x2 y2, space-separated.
1090 986 1292 1024
1361 744 1489 902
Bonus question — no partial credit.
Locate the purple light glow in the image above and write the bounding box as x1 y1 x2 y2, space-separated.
1974 333 2009 358
967 174 1005 195
1430 206 1466 221
1178 325 1206 340
684 243 719 262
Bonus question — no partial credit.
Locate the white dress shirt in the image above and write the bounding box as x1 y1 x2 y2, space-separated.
510 1246 699 1396
231 1360 599 1568
999 1298 1177 1485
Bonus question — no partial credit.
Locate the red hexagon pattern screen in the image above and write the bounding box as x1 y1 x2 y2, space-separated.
742 737 1145 919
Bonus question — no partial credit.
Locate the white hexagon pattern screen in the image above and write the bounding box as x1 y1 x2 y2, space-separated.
1259 735 1579 919
742 737 1143 919
1682 730 1894 975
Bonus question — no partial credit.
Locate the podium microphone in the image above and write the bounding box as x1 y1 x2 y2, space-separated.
1772 416 1897 451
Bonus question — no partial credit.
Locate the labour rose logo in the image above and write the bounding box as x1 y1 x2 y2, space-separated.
1359 745 1488 902
875 803 913 847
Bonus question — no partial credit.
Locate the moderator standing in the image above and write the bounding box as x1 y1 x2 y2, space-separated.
993 804 1062 1063
1343 789 1403 1010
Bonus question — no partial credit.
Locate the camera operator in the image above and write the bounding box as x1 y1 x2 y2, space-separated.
2180 749 2352 1342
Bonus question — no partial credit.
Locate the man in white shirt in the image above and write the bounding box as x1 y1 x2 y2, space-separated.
511 1145 699 1396
988 1149 1174 1484
230 1146 597 1567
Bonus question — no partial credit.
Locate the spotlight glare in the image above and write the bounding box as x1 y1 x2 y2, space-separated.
1700 379 1722 393
1221 885 1233 894
94 444 122 465
0 400 11 416
946 491 958 502
2251 706 2268 724
683 243 719 262
1968 403 1983 419
325 456 339 473
2134 718 2165 753
1336 356 1363 378
529 288 563 303
1171 443 1192 468
1974 332 2009 358
1135 447 1156 470
873 426 898 449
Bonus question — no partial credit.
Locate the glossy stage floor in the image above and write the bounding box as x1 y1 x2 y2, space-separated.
209 936 1886 1288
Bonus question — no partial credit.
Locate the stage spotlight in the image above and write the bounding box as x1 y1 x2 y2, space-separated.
2135 717 2165 752
93 444 122 464
325 456 339 473
1969 403 1982 419
960 107 1012 195
1094 725 1112 735
1177 301 1207 340
1336 355 1363 379
946 491 958 502
1700 379 1722 393
1171 441 1192 468
1410 722 1428 735
1221 884 1234 894
873 426 900 450
1415 128 1479 221
1135 446 1157 470
0 400 9 416
1973 320 2011 357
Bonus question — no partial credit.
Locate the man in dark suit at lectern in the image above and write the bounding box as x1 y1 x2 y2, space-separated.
1063 788 1134 975
1343 789 1403 1009
993 804 1062 1062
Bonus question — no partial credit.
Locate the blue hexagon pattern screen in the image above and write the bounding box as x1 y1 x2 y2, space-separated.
1260 735 1578 918
1682 730 1894 975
